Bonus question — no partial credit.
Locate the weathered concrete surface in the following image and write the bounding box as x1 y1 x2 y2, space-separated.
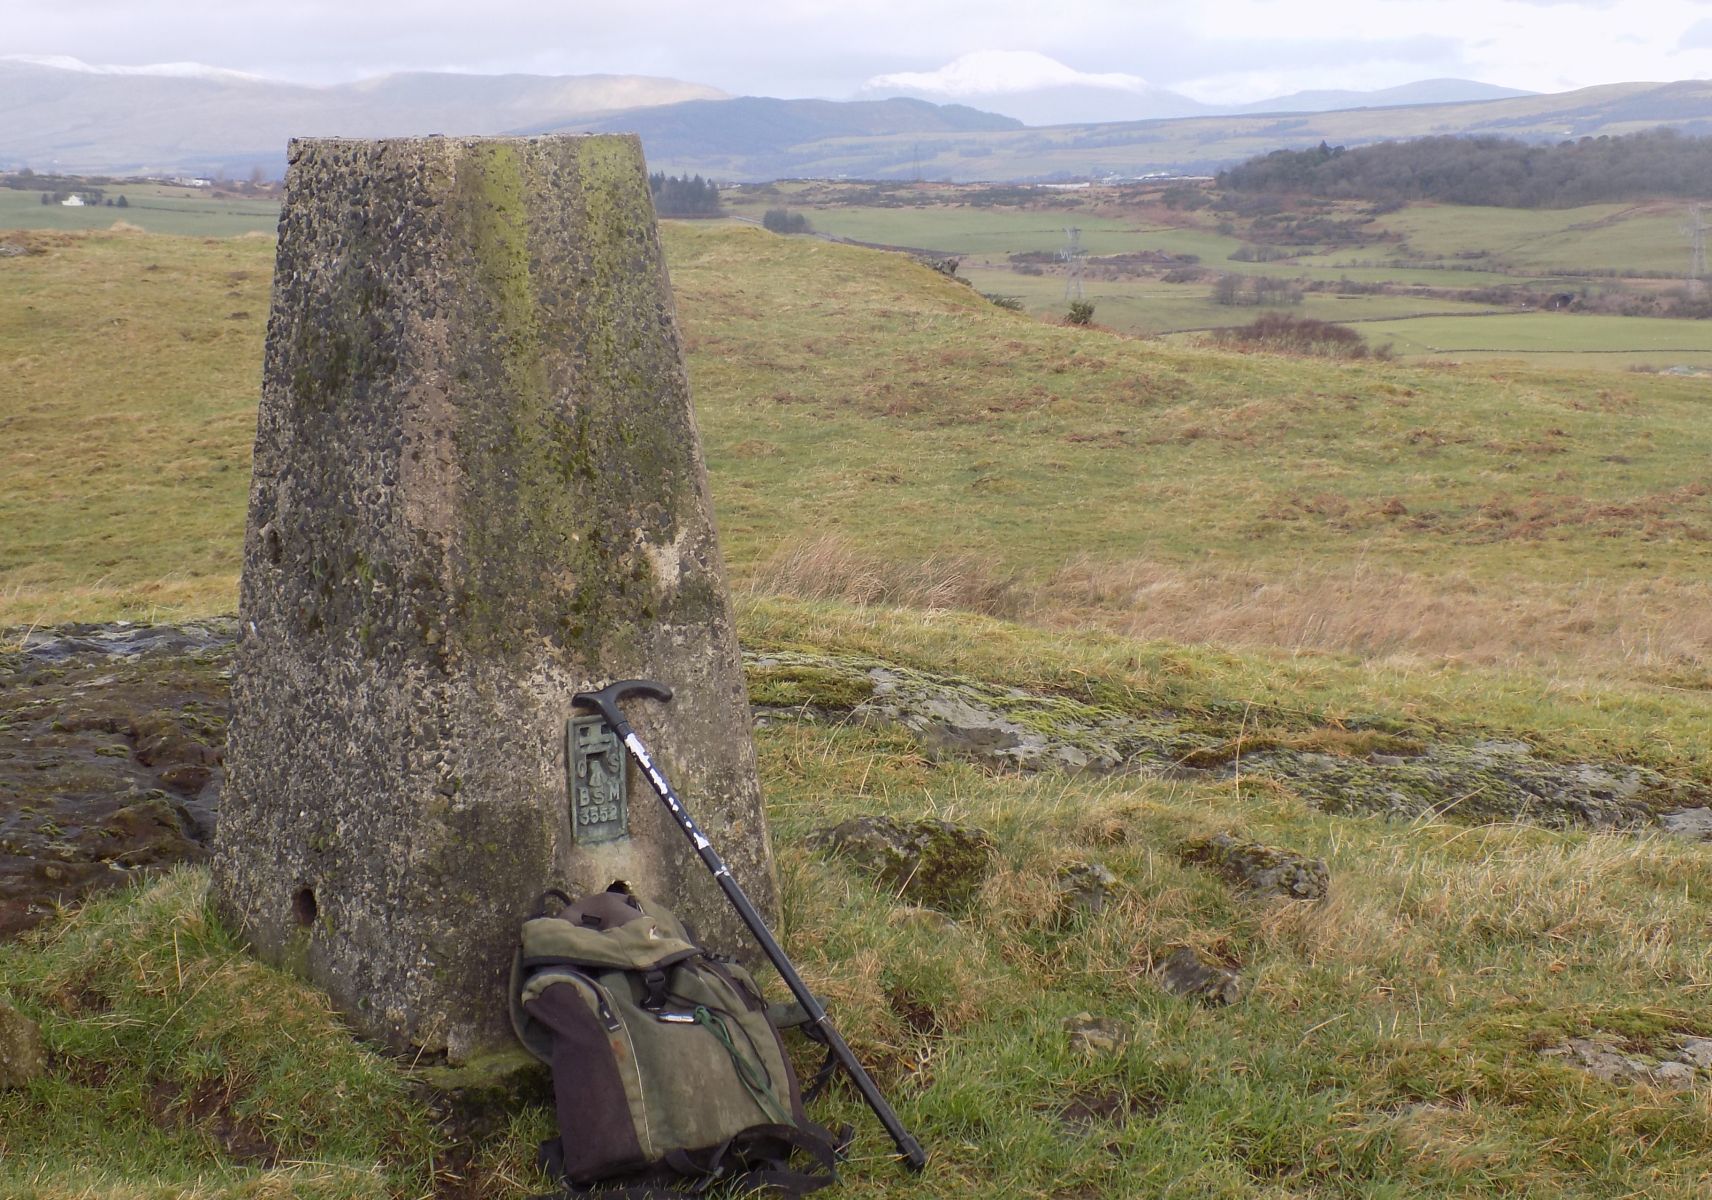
212 136 772 1061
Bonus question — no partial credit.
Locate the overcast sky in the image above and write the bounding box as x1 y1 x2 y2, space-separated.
8 0 1712 102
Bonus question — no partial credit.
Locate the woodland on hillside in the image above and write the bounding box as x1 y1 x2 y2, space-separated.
648 171 723 217
1217 128 1712 207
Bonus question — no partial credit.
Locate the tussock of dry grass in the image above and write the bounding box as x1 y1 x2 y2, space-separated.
1042 555 1712 676
749 533 1712 680
744 534 1027 618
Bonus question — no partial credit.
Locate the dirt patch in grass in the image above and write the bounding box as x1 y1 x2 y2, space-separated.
145 1074 281 1166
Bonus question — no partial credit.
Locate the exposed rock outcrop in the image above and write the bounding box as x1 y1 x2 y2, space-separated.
1179 833 1328 901
748 650 1708 835
1156 948 1243 1006
807 816 995 913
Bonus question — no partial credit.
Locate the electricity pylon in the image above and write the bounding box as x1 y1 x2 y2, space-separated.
1061 226 1085 301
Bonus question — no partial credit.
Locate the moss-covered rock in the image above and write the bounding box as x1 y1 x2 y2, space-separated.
1056 861 1119 920
1156 948 1243 1006
748 649 1708 835
1062 1012 1131 1059
807 815 995 913
1179 833 1328 901
0 624 224 937
411 1047 552 1141
745 659 876 710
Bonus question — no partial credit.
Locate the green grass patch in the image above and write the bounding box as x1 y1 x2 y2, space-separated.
0 871 441 1198
5 215 1712 1196
8 660 1712 1197
1355 312 1712 362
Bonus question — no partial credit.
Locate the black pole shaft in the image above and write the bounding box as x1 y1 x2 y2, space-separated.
608 713 928 1171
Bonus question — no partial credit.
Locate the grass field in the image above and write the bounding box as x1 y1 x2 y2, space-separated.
722 186 1707 369
6 222 1712 732
7 220 1712 1199
959 266 1515 337
1363 202 1696 276
0 184 280 237
1346 312 1712 362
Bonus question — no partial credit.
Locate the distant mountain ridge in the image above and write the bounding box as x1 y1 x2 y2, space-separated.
0 57 727 176
853 52 1534 126
597 79 1712 182
1230 78 1534 115
1 55 1707 184
533 97 1021 176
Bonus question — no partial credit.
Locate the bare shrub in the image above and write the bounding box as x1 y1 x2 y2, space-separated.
1213 313 1368 357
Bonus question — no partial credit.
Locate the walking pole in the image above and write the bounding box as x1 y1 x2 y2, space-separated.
572 679 929 1172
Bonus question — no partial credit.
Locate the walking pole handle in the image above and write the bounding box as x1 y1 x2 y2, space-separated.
572 679 673 734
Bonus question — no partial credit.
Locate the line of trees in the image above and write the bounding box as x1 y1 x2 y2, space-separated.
648 172 722 217
38 191 127 207
1217 130 1712 208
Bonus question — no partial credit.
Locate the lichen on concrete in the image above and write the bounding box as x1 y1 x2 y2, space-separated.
212 135 771 1062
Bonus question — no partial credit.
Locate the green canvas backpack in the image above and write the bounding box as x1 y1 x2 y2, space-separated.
511 885 844 1197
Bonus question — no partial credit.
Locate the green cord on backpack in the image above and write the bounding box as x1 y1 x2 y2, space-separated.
511 885 846 1198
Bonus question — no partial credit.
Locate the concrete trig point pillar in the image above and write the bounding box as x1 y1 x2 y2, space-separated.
212 135 774 1062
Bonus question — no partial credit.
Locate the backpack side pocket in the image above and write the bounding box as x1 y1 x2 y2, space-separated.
523 971 652 1182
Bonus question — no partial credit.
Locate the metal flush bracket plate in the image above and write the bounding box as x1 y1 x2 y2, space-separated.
567 713 628 845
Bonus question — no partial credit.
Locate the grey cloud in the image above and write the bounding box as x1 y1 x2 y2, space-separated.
4 1 1465 96
1077 33 1466 89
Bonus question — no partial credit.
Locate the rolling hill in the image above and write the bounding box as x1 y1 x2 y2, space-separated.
0 56 726 177
7 216 1712 1199
4 52 1707 184
588 79 1712 180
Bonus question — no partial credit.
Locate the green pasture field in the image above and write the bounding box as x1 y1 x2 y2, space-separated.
959 265 1515 337
732 203 1149 258
7 222 1710 698
0 184 280 237
715 194 1691 362
669 224 1712 594
8 220 1712 1200
1365 202 1698 277
1 179 1694 368
1359 312 1712 361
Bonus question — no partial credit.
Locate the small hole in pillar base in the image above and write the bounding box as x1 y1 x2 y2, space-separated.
292 887 318 927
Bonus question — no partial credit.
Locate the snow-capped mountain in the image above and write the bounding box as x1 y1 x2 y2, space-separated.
857 51 1210 125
